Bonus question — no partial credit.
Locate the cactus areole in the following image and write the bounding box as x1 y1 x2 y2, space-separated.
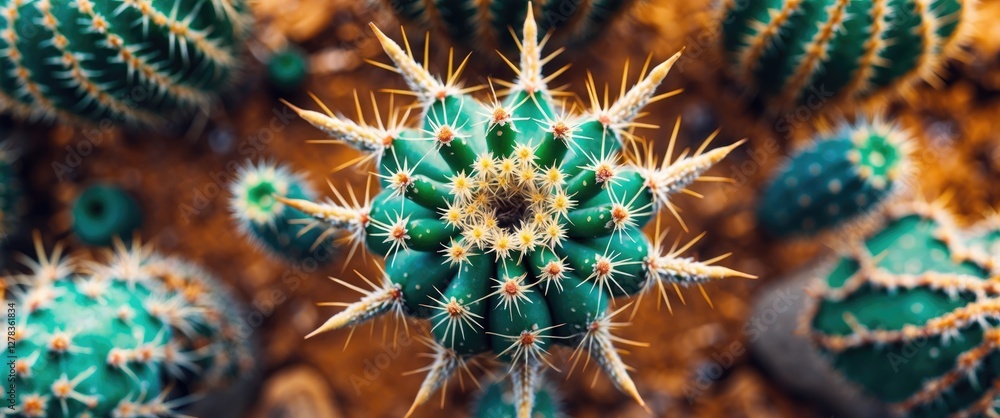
282 7 753 417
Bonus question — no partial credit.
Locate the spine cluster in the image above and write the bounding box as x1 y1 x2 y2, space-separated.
0 0 252 125
804 201 1000 417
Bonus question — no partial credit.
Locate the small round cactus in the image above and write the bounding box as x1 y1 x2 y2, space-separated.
474 379 561 418
804 201 1000 417
0 0 252 125
381 0 634 50
267 46 309 94
757 119 912 237
0 140 20 242
722 0 974 113
71 184 143 246
6 238 254 417
274 8 753 417
229 161 331 261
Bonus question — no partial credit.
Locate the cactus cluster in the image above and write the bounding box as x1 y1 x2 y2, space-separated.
757 119 913 237
5 238 254 417
804 201 1000 417
229 161 332 261
722 0 973 113
381 0 634 50
0 139 19 243
260 9 754 417
0 0 252 125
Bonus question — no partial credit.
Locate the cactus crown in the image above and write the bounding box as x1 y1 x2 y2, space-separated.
805 201 1000 417
271 7 754 417
757 119 913 237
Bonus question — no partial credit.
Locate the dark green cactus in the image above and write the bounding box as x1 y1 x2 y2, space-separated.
0 139 19 242
0 0 252 125
71 184 143 246
380 0 635 50
757 119 912 237
474 379 561 418
805 202 1000 417
5 239 253 417
229 161 332 261
722 0 973 113
273 9 754 417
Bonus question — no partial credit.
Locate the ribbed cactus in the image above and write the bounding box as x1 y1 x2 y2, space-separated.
757 119 912 237
0 139 19 242
381 0 634 50
0 0 252 125
804 202 1000 417
275 9 753 417
6 238 253 417
474 379 561 418
722 0 973 112
229 161 331 261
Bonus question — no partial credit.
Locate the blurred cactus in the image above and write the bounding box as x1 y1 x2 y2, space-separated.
757 119 913 237
0 140 20 242
0 0 252 125
5 238 253 417
382 0 634 50
267 46 309 94
272 8 754 417
722 0 974 113
229 161 331 261
71 184 143 246
804 201 1000 417
474 379 561 418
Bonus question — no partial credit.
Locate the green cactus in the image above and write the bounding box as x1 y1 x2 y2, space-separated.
722 0 974 113
474 379 561 418
274 8 753 417
757 119 912 237
381 0 634 50
0 0 252 125
267 46 309 94
5 238 253 417
0 139 20 242
71 184 143 246
229 161 332 261
805 202 1000 417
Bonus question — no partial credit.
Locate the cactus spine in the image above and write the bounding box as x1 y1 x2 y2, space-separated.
804 201 1000 417
757 119 913 237
275 8 753 417
381 0 635 50
474 379 561 418
0 0 252 125
722 0 973 113
6 238 253 417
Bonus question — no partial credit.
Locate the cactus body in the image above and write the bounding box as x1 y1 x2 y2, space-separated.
805 204 1000 417
229 162 331 261
757 120 912 237
0 140 19 242
0 0 252 125
474 379 560 418
381 0 634 50
722 0 972 113
71 184 143 246
275 9 753 417
6 240 253 417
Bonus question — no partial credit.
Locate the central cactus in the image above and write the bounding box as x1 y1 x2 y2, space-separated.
278 8 751 417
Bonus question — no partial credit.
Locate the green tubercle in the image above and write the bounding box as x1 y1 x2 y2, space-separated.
473 379 561 418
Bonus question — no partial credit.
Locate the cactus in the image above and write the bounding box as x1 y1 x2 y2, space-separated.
757 119 913 237
722 0 974 113
804 201 1000 417
0 139 19 242
274 8 753 417
381 0 634 50
5 238 253 417
0 0 252 125
267 46 309 94
229 161 332 261
71 184 143 246
474 379 561 418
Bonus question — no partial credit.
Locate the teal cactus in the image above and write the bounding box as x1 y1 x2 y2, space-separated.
804 201 1000 417
0 0 252 125
273 9 754 417
5 238 253 417
0 139 20 242
229 161 332 261
71 184 143 246
722 0 975 113
474 379 561 418
267 46 309 94
757 119 913 237
381 0 634 50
